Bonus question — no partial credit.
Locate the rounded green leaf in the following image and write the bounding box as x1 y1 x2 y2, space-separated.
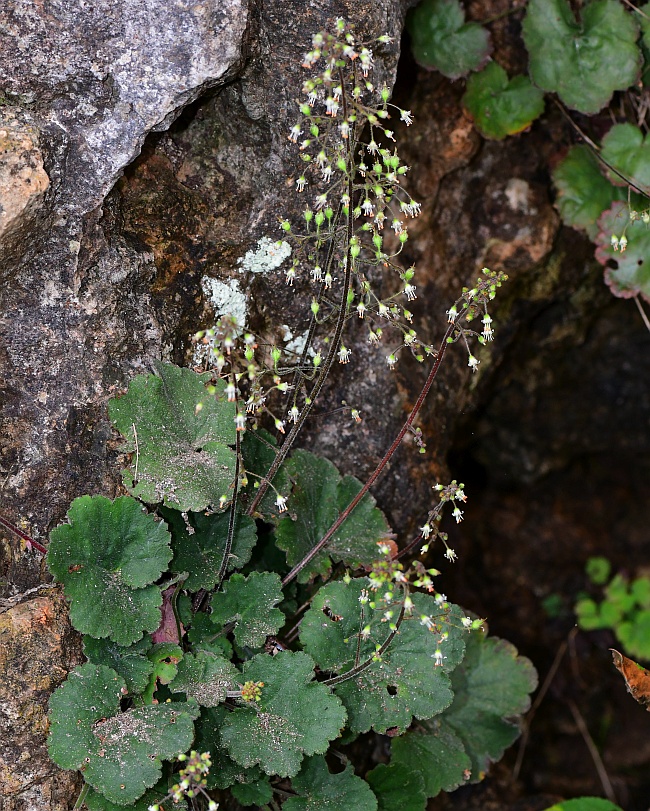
164 507 258 590
275 450 392 583
366 762 427 811
170 650 240 706
392 725 471 797
231 778 273 807
595 202 650 301
48 663 198 805
522 0 642 114
210 571 285 647
48 496 172 645
82 636 154 695
284 756 378 811
85 780 187 811
602 122 650 195
463 62 544 140
300 579 466 734
220 651 347 777
552 146 622 239
407 0 492 79
108 362 237 512
542 799 623 811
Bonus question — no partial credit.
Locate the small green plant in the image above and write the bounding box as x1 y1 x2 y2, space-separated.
576 556 650 661
43 20 536 811
407 0 650 303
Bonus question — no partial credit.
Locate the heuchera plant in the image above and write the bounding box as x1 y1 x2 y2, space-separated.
45 20 536 811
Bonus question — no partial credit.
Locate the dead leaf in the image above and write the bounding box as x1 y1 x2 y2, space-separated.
611 649 650 710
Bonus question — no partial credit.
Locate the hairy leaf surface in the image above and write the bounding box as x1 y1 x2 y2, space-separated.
85 780 187 811
300 579 465 733
220 651 346 777
522 0 641 114
407 0 491 79
48 664 198 805
170 650 239 706
194 706 265 789
366 762 427 811
463 63 544 140
108 362 236 512
601 123 650 195
275 450 392 582
210 571 285 647
82 636 154 695
48 496 171 645
284 755 378 811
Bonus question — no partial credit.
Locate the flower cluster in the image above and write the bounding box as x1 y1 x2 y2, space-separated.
148 751 217 811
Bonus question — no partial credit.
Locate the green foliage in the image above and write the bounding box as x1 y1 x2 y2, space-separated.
463 63 544 141
602 122 650 195
219 651 347 777
542 799 624 811
522 0 641 114
210 571 285 647
48 663 198 804
391 631 537 794
276 450 392 582
366 763 427 811
48 496 172 645
108 362 237 512
164 507 257 590
407 0 491 79
576 557 650 660
284 756 378 811
46 20 535 811
551 146 625 240
596 202 650 300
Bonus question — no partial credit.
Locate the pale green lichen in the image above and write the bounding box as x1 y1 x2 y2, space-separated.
238 237 291 274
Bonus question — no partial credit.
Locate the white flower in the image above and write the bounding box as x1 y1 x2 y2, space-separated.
433 648 446 667
452 506 464 523
445 548 457 561
338 345 352 363
392 218 403 234
275 419 285 434
276 494 288 512
234 412 246 431
420 614 434 631
325 97 339 116
316 150 328 168
307 91 317 106
367 139 379 154
225 382 237 402
446 305 458 322
467 354 479 372
361 199 375 216
357 302 366 318
289 405 300 423
296 175 307 192
311 265 323 282
315 194 328 210
340 121 350 139
482 314 494 341
420 523 432 539
321 165 333 182
386 353 397 369
285 267 296 285
404 284 417 301
288 124 302 143
462 616 473 629
400 109 413 126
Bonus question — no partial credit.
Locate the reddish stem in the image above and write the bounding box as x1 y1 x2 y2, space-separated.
281 319 458 587
0 514 47 555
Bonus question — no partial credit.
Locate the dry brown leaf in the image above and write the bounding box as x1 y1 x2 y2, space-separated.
611 649 650 710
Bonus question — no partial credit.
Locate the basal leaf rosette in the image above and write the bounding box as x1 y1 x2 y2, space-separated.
300 579 466 734
209 571 285 647
595 201 650 301
48 495 172 645
275 450 393 583
48 663 198 805
601 123 650 195
463 62 544 141
284 755 378 811
220 651 347 777
108 362 237 512
391 631 537 796
164 507 257 590
522 0 641 114
407 0 492 79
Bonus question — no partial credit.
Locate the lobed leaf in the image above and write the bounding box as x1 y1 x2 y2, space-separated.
164 507 257 590
230 778 274 807
82 636 154 695
220 650 347 777
366 762 427 811
601 122 650 195
48 663 198 805
210 571 285 647
48 496 171 645
170 650 239 706
275 450 392 583
522 0 641 114
284 755 378 811
300 579 466 734
595 202 650 300
463 62 544 140
193 706 265 789
552 146 622 239
108 362 237 512
85 779 187 811
392 631 537 795
407 0 492 79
